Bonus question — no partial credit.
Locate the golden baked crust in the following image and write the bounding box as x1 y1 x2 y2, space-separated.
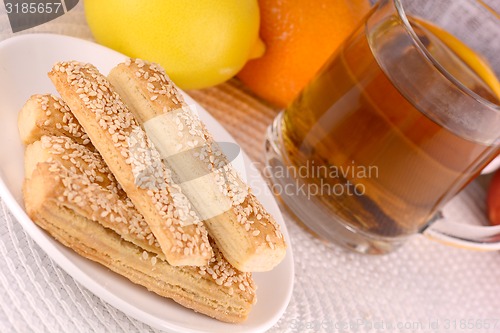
48 62 212 266
108 59 286 272
19 93 125 196
18 65 261 323
19 91 257 299
23 160 255 323
25 136 159 253
18 94 92 148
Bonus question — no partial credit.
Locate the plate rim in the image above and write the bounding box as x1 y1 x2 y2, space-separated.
0 33 294 333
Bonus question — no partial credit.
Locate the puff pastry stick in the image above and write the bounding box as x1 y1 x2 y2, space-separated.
24 135 159 253
49 61 212 266
18 94 92 148
22 131 256 319
20 94 122 194
108 59 286 272
23 161 256 322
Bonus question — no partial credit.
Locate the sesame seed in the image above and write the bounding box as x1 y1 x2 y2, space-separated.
57 59 280 269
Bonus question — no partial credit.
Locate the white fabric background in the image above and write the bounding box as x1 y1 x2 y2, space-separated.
1 2 500 333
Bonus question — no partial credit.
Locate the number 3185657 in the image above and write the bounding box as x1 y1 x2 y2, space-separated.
5 2 63 14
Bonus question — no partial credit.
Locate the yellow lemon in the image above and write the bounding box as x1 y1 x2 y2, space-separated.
84 0 264 89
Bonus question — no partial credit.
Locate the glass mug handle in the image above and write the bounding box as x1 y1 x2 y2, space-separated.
407 0 500 252
424 158 500 251
423 215 500 251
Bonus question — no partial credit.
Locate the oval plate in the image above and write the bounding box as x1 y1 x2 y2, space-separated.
0 34 294 333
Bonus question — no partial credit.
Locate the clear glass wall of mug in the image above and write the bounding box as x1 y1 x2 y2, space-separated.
265 0 500 254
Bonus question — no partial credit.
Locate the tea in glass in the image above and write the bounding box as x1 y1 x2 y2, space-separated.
265 0 500 253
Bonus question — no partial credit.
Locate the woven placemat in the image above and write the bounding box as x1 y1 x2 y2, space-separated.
2 3 500 333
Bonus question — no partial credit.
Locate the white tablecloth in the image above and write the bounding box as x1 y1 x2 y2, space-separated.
2 3 500 333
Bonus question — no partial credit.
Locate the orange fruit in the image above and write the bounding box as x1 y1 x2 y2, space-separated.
237 0 371 107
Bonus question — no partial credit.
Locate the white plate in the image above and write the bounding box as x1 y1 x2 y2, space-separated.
0 34 294 333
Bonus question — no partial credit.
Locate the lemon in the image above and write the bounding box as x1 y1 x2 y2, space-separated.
417 19 500 99
84 0 264 89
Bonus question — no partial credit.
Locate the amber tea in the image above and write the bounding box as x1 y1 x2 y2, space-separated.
268 10 500 251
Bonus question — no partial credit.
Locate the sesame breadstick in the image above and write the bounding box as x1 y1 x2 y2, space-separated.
49 61 212 266
18 94 92 148
21 131 257 315
23 135 156 250
108 59 286 272
24 136 118 192
23 160 256 322
19 94 121 193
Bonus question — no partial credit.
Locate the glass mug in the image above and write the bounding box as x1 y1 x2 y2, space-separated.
265 0 500 254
